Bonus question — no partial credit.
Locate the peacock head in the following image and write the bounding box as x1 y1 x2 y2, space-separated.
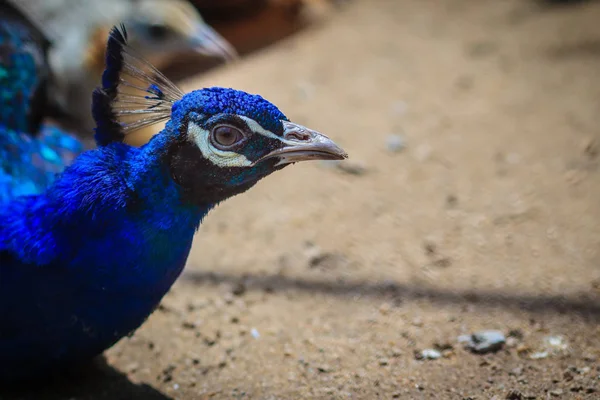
121 0 236 63
93 26 347 205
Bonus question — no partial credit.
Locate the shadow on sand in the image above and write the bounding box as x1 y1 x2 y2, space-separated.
0 357 171 400
183 270 600 323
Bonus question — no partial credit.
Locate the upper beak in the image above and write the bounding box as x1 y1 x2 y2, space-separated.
193 25 238 61
255 121 348 166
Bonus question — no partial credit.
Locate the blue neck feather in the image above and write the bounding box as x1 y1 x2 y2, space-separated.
1 125 213 380
2 123 211 277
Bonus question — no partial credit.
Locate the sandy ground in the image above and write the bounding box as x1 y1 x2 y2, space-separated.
4 0 600 399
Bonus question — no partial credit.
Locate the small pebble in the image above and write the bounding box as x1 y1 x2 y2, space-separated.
529 351 549 360
181 321 196 330
583 354 597 362
434 342 454 351
509 367 523 376
415 349 442 360
550 389 563 397
309 252 343 270
459 330 506 354
578 366 591 374
317 365 332 373
544 335 568 352
442 349 455 358
528 335 569 359
563 369 574 381
508 329 524 339
251 328 260 339
386 134 406 153
446 194 458 207
379 302 391 315
516 344 531 355
584 137 598 158
231 282 246 297
390 348 403 357
304 242 322 259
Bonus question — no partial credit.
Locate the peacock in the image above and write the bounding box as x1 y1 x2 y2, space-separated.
0 1 83 202
8 0 237 135
0 24 346 382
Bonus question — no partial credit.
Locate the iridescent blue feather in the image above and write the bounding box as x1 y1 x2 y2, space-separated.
0 9 46 133
0 124 82 202
0 5 84 203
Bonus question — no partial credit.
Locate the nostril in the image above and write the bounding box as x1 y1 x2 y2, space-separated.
285 130 311 141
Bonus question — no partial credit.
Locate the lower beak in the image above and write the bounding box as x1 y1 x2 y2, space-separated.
194 25 238 61
255 121 348 166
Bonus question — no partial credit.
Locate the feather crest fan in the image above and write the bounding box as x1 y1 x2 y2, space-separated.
92 25 184 146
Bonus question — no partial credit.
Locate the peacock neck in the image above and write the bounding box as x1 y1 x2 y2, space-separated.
103 133 214 293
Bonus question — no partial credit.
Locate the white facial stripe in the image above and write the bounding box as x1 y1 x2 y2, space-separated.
187 122 253 168
237 116 298 145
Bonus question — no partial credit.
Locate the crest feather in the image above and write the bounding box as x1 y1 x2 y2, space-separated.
92 24 184 146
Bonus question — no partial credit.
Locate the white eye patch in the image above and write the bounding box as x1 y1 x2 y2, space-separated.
187 121 253 168
237 116 298 146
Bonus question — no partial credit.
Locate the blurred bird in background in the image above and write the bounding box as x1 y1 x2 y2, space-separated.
190 0 345 56
0 1 83 201
8 0 237 136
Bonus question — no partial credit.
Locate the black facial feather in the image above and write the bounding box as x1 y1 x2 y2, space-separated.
167 114 285 206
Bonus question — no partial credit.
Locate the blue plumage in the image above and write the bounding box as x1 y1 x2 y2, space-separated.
0 19 41 133
0 3 83 202
0 124 82 202
1 137 208 379
0 25 346 382
0 3 49 135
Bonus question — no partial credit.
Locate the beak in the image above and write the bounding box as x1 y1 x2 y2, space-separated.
255 121 348 166
193 25 238 61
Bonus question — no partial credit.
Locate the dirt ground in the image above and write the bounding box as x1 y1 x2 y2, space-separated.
4 0 600 399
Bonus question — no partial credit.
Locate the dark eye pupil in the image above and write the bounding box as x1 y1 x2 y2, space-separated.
148 24 169 39
214 126 241 147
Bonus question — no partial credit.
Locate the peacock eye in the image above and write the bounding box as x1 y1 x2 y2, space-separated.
147 24 170 40
211 125 245 149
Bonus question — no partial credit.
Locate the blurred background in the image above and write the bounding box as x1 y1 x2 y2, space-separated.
4 0 600 399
